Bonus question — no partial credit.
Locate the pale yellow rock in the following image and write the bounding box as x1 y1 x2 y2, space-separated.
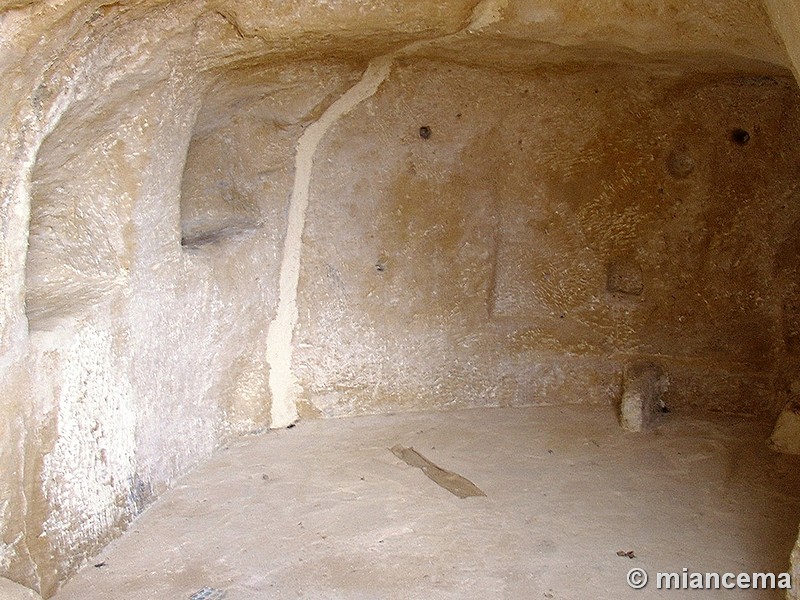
771 402 800 455
0 0 799 597
619 362 669 433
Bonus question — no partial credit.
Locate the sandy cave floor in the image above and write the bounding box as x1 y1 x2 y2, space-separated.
53 405 800 600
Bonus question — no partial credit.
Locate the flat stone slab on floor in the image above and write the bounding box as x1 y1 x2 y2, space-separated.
53 406 800 600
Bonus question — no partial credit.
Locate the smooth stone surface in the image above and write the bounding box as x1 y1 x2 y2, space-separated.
53 406 800 600
0 578 43 600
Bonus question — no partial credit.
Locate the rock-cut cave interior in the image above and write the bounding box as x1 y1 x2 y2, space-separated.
3 1 800 599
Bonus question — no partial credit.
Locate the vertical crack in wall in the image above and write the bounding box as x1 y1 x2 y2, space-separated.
265 55 396 428
266 0 509 428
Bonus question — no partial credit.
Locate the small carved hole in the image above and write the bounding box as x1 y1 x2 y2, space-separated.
731 128 750 145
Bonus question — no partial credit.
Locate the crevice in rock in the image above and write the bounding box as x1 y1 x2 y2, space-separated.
265 0 510 428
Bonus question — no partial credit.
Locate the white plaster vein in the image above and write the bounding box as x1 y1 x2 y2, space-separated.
266 55 394 428
266 0 508 428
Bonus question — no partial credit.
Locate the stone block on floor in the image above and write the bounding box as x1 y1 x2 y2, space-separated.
619 361 669 432
770 398 800 455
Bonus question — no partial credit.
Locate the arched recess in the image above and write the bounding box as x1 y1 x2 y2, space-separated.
25 100 142 331
176 62 353 250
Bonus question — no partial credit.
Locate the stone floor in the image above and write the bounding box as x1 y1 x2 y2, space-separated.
54 406 800 599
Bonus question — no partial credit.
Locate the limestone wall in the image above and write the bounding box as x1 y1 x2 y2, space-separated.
294 60 800 418
760 3 800 592
0 0 798 596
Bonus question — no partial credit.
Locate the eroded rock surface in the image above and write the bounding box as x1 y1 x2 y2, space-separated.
1 0 800 596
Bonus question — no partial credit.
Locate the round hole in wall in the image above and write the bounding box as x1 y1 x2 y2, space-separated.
419 126 431 139
731 128 750 145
